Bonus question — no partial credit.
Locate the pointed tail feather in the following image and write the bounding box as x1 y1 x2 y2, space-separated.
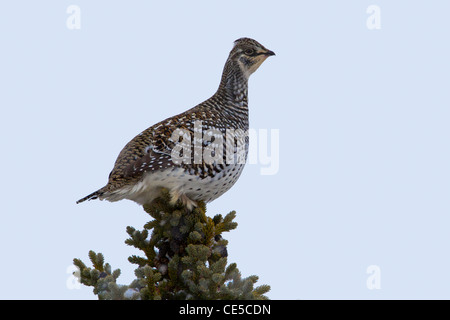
76 188 105 204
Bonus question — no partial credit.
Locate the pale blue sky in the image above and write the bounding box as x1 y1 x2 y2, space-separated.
0 1 449 299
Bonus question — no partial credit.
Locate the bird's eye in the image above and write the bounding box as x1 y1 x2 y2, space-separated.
244 49 255 56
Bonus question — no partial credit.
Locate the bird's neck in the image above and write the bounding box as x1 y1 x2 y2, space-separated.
216 60 249 109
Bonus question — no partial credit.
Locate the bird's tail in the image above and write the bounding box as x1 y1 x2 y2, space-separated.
76 188 105 204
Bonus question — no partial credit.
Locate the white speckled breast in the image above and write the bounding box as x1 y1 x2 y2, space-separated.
109 163 246 206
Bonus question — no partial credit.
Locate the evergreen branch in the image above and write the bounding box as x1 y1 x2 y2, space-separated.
73 188 270 300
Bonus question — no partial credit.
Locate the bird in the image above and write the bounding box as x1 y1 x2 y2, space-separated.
77 38 275 209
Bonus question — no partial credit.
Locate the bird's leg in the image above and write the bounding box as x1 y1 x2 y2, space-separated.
169 189 198 211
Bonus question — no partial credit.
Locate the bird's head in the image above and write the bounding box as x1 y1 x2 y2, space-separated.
229 38 275 79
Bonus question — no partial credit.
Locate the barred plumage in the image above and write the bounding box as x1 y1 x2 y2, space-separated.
77 38 275 209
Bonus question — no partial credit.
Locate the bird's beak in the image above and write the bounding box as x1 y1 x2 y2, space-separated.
264 50 276 56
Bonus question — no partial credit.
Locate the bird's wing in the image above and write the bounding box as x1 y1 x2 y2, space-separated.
108 117 194 182
105 110 229 189
122 144 175 178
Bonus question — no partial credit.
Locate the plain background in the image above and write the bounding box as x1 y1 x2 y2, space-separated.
0 0 449 299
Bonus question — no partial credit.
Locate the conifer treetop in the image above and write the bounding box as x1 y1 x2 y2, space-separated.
73 189 270 300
